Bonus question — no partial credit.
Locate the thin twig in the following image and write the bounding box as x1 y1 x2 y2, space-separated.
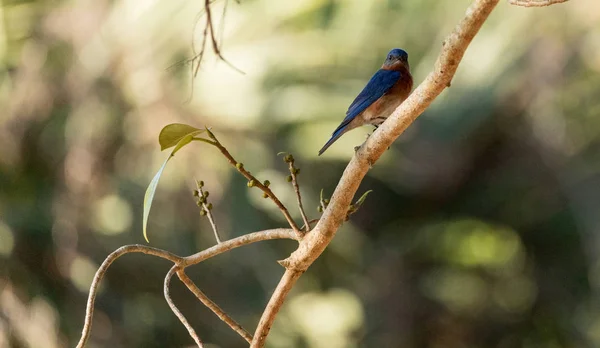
204 0 245 74
196 134 303 239
287 160 310 232
177 270 253 343
193 22 209 78
175 0 243 103
195 180 222 243
508 0 569 7
251 270 303 348
77 246 184 348
301 218 319 230
218 0 229 49
165 266 204 347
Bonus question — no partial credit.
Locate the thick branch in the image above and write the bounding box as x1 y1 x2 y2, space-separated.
286 0 500 273
252 0 501 346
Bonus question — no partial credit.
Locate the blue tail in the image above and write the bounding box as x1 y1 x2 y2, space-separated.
318 126 347 156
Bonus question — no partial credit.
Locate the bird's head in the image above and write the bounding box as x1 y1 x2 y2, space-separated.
382 48 409 71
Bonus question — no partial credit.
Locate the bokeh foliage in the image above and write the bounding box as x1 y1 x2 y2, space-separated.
1 0 600 347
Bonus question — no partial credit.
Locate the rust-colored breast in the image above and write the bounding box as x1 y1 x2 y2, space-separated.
363 65 413 125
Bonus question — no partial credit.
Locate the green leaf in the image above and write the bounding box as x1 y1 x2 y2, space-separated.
354 190 373 208
158 123 204 151
143 133 197 243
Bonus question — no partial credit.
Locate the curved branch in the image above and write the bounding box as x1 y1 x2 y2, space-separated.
165 266 204 347
184 228 297 265
77 229 295 347
252 0 501 346
76 245 184 348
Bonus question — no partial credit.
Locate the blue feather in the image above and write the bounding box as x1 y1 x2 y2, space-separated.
318 69 401 155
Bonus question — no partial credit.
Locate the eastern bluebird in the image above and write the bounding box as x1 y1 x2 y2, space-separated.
318 48 413 156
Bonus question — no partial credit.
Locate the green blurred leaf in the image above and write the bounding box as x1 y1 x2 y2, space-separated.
158 123 204 151
143 133 197 243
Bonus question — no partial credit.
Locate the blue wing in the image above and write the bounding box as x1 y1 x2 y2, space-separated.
318 69 401 155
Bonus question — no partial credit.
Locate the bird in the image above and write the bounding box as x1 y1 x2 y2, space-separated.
318 48 413 156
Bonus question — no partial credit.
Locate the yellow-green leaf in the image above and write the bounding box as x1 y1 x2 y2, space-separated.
143 133 197 242
158 123 204 151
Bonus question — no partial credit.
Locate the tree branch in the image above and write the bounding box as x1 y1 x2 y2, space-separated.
165 266 204 347
508 0 569 7
251 0 501 346
251 270 303 348
184 228 297 265
285 0 500 274
177 270 253 343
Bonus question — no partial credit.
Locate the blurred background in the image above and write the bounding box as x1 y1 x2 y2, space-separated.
1 0 600 347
